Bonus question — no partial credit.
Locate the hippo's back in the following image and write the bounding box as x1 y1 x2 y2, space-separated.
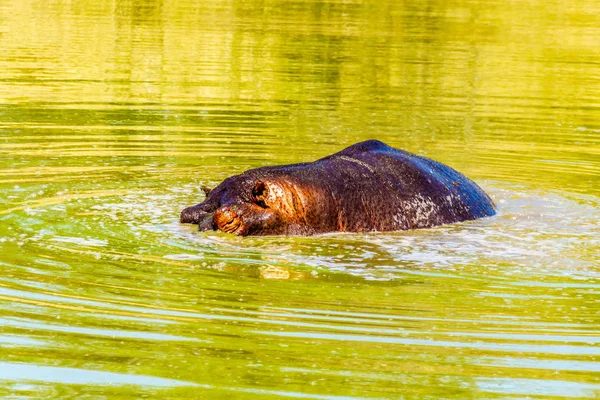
309 140 495 231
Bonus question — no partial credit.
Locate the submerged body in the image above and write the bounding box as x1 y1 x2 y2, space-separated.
180 140 495 236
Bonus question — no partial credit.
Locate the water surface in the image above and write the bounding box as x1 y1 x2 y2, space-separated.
1 0 599 398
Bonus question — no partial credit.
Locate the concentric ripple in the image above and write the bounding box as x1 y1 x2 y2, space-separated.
1 0 599 398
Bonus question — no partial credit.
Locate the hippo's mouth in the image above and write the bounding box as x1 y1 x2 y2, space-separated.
198 214 216 232
214 206 246 235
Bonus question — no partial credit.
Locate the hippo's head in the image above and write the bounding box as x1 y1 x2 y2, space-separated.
180 173 321 236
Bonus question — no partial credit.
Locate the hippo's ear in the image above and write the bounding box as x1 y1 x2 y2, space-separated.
252 180 282 208
252 181 269 208
201 185 212 197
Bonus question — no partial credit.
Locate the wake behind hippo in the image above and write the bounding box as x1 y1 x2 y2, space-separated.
180 140 495 236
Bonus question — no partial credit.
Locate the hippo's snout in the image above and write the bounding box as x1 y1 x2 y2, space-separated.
180 205 207 224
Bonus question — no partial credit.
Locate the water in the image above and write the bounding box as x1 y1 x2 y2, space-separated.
1 0 599 398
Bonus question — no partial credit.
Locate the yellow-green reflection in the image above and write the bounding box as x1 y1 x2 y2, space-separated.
0 0 599 398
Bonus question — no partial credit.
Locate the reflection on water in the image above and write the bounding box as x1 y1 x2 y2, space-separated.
0 362 197 387
1 0 599 398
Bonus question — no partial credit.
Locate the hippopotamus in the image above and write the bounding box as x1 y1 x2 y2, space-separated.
180 140 495 236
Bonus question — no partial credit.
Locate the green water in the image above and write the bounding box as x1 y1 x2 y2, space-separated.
1 0 599 398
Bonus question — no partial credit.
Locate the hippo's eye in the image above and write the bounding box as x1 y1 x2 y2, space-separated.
252 181 269 208
201 185 212 197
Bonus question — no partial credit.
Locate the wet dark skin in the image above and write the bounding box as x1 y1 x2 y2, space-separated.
180 140 496 236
